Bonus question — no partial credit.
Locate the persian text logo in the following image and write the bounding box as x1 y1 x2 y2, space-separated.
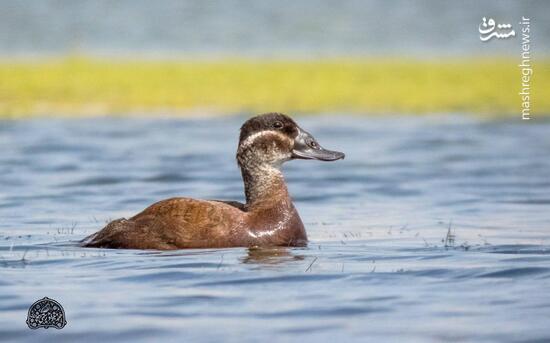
478 16 532 120
479 17 515 41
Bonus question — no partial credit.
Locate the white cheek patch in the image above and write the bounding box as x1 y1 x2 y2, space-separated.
239 130 290 150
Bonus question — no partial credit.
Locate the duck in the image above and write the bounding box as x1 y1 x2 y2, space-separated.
81 113 345 250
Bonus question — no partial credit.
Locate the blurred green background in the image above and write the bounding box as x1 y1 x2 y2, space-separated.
1 0 548 118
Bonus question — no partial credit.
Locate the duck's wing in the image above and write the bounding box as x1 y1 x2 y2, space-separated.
82 197 246 250
209 199 246 211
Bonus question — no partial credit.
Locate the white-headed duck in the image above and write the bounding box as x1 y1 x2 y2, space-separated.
82 113 345 249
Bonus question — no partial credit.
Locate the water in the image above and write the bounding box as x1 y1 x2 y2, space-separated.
2 0 549 58
1 115 550 342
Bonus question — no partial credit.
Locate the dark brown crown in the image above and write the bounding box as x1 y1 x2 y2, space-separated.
239 113 299 144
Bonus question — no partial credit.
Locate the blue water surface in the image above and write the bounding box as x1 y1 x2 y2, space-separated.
2 0 549 57
1 115 549 342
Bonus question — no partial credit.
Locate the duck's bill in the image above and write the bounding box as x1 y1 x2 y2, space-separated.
292 129 345 161
292 147 345 161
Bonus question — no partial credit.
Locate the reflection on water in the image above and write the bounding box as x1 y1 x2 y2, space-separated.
1 115 550 342
241 247 306 265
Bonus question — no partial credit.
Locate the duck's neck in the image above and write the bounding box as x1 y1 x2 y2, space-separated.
240 162 290 208
238 160 307 246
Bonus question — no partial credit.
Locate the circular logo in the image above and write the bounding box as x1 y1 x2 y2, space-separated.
26 297 67 330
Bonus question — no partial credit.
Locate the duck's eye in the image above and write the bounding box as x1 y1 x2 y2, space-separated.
272 121 284 129
310 141 319 149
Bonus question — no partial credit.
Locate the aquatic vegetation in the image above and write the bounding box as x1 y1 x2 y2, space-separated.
0 57 549 117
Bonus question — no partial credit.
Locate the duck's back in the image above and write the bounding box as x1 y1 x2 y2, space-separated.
81 197 247 250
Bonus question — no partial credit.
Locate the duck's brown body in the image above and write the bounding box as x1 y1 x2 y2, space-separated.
83 174 307 249
82 113 343 250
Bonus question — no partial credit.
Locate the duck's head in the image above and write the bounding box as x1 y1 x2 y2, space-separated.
237 113 345 169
